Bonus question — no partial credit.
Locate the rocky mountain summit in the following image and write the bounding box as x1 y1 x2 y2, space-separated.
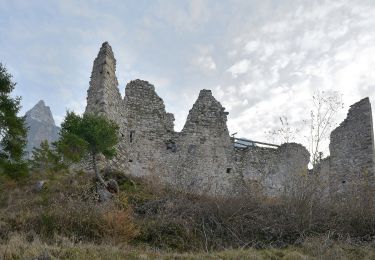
24 100 60 157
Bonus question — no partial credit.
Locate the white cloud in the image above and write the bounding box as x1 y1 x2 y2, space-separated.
244 41 259 53
196 56 217 71
227 50 237 57
154 0 211 32
227 59 251 77
212 0 375 155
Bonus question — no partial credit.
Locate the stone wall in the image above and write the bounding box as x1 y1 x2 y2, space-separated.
85 42 124 126
123 79 176 180
313 157 330 198
329 97 375 195
237 143 310 196
173 90 240 195
82 42 374 198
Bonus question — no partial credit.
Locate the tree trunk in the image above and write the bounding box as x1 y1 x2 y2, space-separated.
92 153 106 187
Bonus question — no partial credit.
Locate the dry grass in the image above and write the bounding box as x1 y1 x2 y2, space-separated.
0 171 138 245
102 208 139 244
2 169 375 259
1 233 375 260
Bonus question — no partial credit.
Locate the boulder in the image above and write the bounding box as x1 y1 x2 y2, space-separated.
34 180 46 192
97 187 113 202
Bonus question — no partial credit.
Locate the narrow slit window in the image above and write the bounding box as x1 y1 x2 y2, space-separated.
130 130 135 143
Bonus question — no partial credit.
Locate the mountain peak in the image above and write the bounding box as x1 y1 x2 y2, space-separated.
25 100 55 125
36 100 45 106
24 100 60 158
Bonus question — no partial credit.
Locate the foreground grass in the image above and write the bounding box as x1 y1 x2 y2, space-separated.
2 171 375 259
1 234 375 260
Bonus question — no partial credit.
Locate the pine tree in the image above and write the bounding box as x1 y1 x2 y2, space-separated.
57 111 119 187
0 63 28 179
30 140 65 174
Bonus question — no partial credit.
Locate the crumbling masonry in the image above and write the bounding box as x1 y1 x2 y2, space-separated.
316 97 375 197
85 42 375 197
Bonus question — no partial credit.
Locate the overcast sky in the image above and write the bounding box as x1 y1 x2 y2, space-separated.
1 0 375 153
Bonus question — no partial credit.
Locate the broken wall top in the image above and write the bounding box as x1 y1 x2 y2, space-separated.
329 97 375 187
85 42 123 125
124 79 174 135
182 89 230 138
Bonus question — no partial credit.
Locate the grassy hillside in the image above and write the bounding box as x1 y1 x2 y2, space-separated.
1 170 375 259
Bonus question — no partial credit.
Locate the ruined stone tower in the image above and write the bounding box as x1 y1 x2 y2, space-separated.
85 42 123 126
329 97 375 195
174 90 238 195
84 42 128 171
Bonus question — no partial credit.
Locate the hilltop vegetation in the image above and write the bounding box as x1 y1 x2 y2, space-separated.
1 168 375 259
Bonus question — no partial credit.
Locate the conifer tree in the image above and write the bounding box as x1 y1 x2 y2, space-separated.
58 111 119 187
30 140 65 173
0 63 28 178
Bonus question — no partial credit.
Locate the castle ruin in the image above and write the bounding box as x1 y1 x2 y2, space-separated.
85 42 375 197
317 97 375 197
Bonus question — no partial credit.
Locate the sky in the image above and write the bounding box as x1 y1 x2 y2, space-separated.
1 0 375 155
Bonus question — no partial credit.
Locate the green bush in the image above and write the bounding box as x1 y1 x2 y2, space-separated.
29 140 66 175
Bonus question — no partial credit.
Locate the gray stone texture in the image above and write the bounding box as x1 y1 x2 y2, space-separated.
24 100 60 158
82 42 374 198
173 89 239 195
122 79 175 180
83 42 312 197
238 143 310 196
328 97 375 195
85 42 127 171
85 42 124 124
313 157 331 198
